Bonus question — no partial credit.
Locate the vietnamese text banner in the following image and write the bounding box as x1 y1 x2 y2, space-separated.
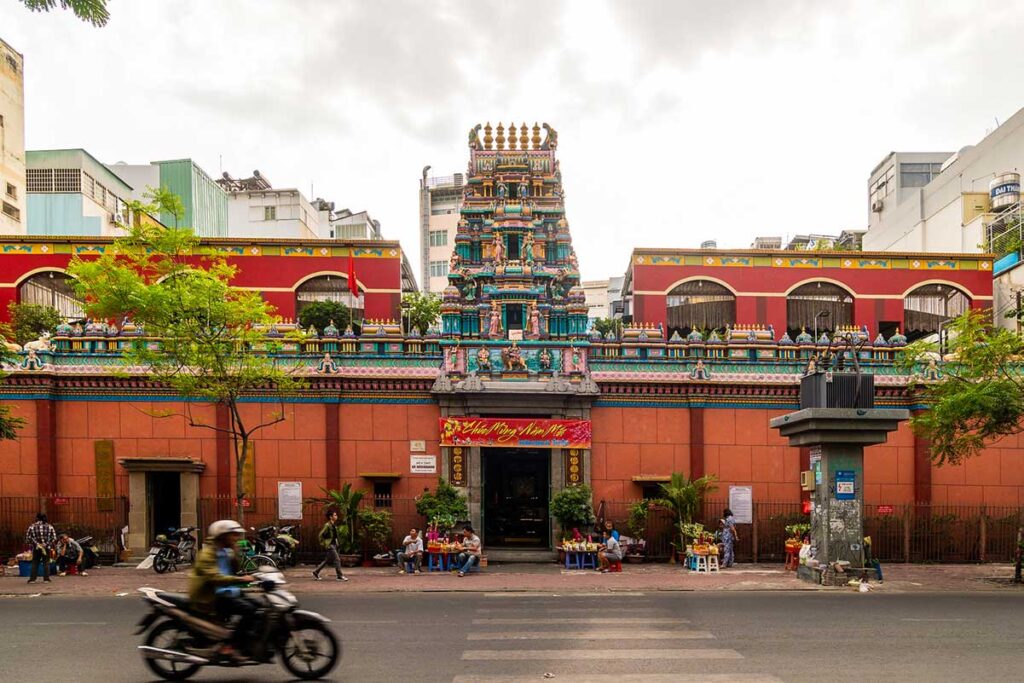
439 417 592 448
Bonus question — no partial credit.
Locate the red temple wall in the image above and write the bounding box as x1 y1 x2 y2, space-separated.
0 240 403 323
2 400 1023 507
630 258 994 332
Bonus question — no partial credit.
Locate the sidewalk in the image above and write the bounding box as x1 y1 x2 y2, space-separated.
2 562 1021 597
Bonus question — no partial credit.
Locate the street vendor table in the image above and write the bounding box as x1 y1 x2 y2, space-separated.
427 551 453 572
562 549 597 570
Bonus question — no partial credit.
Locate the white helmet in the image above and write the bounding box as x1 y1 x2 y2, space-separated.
208 519 245 538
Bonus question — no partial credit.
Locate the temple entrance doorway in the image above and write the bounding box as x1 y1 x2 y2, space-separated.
482 448 550 548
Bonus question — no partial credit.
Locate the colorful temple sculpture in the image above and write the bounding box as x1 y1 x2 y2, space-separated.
436 122 594 389
0 124 1020 558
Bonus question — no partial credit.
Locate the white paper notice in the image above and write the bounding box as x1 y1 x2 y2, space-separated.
278 481 303 520
728 485 753 524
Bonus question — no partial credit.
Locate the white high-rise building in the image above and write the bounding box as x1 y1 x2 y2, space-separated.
419 169 464 293
0 38 25 233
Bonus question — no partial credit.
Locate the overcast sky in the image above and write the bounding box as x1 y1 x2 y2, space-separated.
5 1 1024 282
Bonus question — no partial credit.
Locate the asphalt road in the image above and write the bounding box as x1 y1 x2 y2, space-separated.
1 590 1021 682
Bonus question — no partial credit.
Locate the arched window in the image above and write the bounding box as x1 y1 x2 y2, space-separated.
295 275 363 319
903 283 970 342
17 271 84 321
786 281 853 338
665 280 736 337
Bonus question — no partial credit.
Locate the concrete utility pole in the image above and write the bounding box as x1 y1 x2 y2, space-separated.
771 344 908 585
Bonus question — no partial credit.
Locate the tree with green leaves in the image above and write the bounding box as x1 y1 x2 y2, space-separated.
901 309 1024 467
67 188 301 522
298 300 352 336
18 0 109 26
590 317 623 338
4 302 62 346
0 344 27 441
415 479 468 532
401 292 441 335
902 309 1024 582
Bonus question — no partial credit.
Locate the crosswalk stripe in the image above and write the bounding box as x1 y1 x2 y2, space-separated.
461 649 743 661
474 607 657 614
453 676 783 682
482 592 647 598
467 629 713 640
472 617 689 625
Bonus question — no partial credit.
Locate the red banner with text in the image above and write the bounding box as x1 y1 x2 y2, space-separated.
439 417 592 449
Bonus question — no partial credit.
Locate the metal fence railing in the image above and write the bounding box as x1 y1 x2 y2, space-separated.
5 494 1020 566
0 496 128 562
196 496 423 564
598 499 1024 564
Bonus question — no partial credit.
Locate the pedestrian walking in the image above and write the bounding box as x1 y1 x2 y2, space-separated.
25 512 56 583
720 508 738 568
312 509 348 582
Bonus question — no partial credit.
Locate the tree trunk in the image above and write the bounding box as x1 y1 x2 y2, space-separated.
236 433 248 526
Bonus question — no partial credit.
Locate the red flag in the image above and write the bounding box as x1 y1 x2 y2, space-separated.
347 251 359 297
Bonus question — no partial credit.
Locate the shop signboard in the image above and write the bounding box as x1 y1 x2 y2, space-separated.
439 417 591 448
410 455 437 474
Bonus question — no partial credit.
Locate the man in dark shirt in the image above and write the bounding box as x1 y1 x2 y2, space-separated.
25 513 57 583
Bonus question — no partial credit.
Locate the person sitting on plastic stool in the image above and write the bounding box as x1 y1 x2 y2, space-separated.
398 528 423 574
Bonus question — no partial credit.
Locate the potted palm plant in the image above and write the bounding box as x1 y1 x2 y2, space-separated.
361 509 394 566
625 500 649 563
654 472 718 562
309 483 367 566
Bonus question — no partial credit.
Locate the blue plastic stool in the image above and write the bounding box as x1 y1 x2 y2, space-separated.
427 552 448 572
579 552 597 570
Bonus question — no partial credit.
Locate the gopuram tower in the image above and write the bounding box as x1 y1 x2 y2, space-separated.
436 122 595 387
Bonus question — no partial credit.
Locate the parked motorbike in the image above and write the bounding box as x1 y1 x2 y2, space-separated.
252 525 299 568
75 535 100 569
151 527 199 574
136 568 339 681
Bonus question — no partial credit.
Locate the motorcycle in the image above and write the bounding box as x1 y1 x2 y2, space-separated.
136 568 339 681
75 535 100 570
252 525 299 568
150 527 199 574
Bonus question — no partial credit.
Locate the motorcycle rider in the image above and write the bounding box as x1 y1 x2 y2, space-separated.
188 520 256 660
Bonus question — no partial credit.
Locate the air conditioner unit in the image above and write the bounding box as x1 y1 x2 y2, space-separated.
800 470 815 491
871 199 884 212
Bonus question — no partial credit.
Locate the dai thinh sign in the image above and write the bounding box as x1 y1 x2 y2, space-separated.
439 417 592 448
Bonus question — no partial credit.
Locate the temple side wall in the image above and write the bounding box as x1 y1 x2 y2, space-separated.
1 399 1023 506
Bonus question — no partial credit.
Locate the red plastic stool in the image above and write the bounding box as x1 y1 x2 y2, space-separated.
607 560 623 573
65 563 78 576
784 548 799 571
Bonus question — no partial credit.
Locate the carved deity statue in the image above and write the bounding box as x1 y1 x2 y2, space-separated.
538 348 552 370
522 231 535 264
491 234 506 264
502 342 527 372
518 179 529 200
487 301 503 338
527 302 542 338
496 180 508 200
449 250 461 271
468 123 482 150
476 346 491 371
567 250 579 271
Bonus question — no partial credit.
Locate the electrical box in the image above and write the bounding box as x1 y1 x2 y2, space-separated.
800 470 815 491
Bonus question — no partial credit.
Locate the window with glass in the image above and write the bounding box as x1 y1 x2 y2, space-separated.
429 230 448 246
264 205 277 221
900 162 943 189
429 260 448 278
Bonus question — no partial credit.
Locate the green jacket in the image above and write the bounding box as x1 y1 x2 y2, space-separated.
188 542 246 612
318 521 341 550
